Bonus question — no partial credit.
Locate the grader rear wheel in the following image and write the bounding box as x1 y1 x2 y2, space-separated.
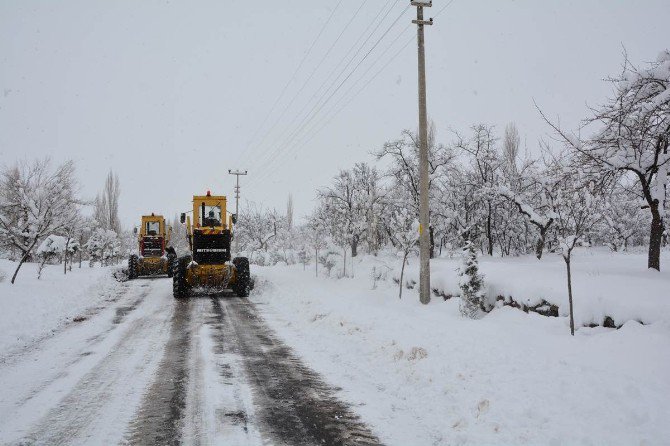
128 255 139 280
232 257 250 298
173 256 191 298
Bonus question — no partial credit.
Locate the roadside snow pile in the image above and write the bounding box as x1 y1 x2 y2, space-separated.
0 259 123 355
251 250 670 445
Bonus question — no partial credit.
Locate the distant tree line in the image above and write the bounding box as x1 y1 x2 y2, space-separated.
0 161 128 283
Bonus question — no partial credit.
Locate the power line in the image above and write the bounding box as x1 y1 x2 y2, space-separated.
245 0 396 175
238 0 345 164
240 0 369 167
271 0 404 157
259 36 416 180
248 2 410 184
248 0 458 182
292 3 412 146
302 36 416 150
291 0 457 153
299 26 414 145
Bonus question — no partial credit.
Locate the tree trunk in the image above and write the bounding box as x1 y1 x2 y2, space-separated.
11 238 39 284
351 236 358 258
399 251 409 299
38 257 48 280
429 226 435 259
486 205 494 256
648 205 663 271
535 227 547 260
64 237 70 275
564 255 575 336
342 247 347 277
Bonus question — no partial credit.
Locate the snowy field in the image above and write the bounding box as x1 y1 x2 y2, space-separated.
250 249 670 445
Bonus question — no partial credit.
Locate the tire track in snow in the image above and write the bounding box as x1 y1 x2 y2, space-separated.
213 297 382 446
181 296 264 445
124 297 194 445
4 279 173 446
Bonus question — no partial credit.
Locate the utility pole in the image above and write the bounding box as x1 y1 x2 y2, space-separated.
412 0 433 305
228 169 248 252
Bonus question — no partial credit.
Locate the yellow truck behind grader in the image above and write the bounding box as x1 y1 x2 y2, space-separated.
128 214 175 279
173 191 250 298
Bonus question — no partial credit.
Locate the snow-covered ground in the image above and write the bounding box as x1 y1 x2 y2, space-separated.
1 250 668 445
251 249 670 445
0 260 124 356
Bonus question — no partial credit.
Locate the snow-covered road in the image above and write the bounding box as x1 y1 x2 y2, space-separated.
0 276 379 446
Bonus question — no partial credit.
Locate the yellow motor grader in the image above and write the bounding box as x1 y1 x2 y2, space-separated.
173 191 250 298
128 214 175 279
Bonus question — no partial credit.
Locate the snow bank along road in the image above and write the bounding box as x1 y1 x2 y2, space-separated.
0 277 381 445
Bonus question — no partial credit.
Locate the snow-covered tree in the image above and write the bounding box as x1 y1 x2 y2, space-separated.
274 221 296 265
353 163 386 255
376 124 453 257
316 163 383 260
457 239 486 319
312 198 352 276
498 177 556 259
58 210 85 274
75 218 95 268
0 159 81 283
601 189 649 251
543 50 670 270
86 228 120 267
454 124 503 256
169 214 189 255
502 122 521 175
236 202 281 255
550 154 605 335
317 250 339 277
286 193 294 231
36 234 78 279
432 165 481 255
103 171 121 232
297 246 312 271
305 217 328 277
385 198 419 299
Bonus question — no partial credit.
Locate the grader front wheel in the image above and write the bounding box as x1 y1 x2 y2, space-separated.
166 252 176 278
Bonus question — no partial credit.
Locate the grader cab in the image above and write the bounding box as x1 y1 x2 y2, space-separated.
128 214 175 279
172 191 250 298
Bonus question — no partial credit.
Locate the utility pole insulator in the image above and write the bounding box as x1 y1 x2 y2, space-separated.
412 18 433 26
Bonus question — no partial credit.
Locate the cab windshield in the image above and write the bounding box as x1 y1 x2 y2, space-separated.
202 205 222 227
146 221 160 236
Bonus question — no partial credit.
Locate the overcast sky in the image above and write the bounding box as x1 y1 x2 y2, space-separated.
1 0 668 227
